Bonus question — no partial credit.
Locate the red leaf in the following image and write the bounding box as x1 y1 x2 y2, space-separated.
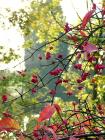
64 23 71 33
38 104 56 122
80 30 88 37
92 3 96 10
67 35 78 42
81 9 95 29
83 42 98 53
0 117 20 132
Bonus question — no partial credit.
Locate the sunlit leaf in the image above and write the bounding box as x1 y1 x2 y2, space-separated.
0 117 20 132
81 9 95 29
38 104 56 122
83 42 98 53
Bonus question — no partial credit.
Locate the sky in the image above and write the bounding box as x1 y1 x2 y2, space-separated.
0 0 101 71
61 0 101 23
0 0 29 71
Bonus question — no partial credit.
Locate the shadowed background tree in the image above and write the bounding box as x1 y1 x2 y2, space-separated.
9 0 73 101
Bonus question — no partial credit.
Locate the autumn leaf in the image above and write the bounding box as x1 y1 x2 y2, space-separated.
81 9 95 29
83 42 98 53
0 117 20 132
82 120 92 126
67 34 78 42
80 30 88 37
38 104 56 122
92 3 96 10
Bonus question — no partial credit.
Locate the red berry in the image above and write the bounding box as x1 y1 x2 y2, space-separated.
63 79 69 83
77 79 83 83
57 54 63 59
49 68 63 76
3 112 12 117
81 72 89 81
67 91 73 96
38 54 42 60
2 95 8 103
74 64 82 70
76 53 81 59
78 86 83 90
87 56 96 62
95 64 105 71
31 75 38 83
46 52 51 60
32 88 37 94
49 89 56 96
55 79 62 85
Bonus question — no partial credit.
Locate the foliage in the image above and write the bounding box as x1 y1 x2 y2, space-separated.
9 0 65 53
0 0 105 140
0 46 19 64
